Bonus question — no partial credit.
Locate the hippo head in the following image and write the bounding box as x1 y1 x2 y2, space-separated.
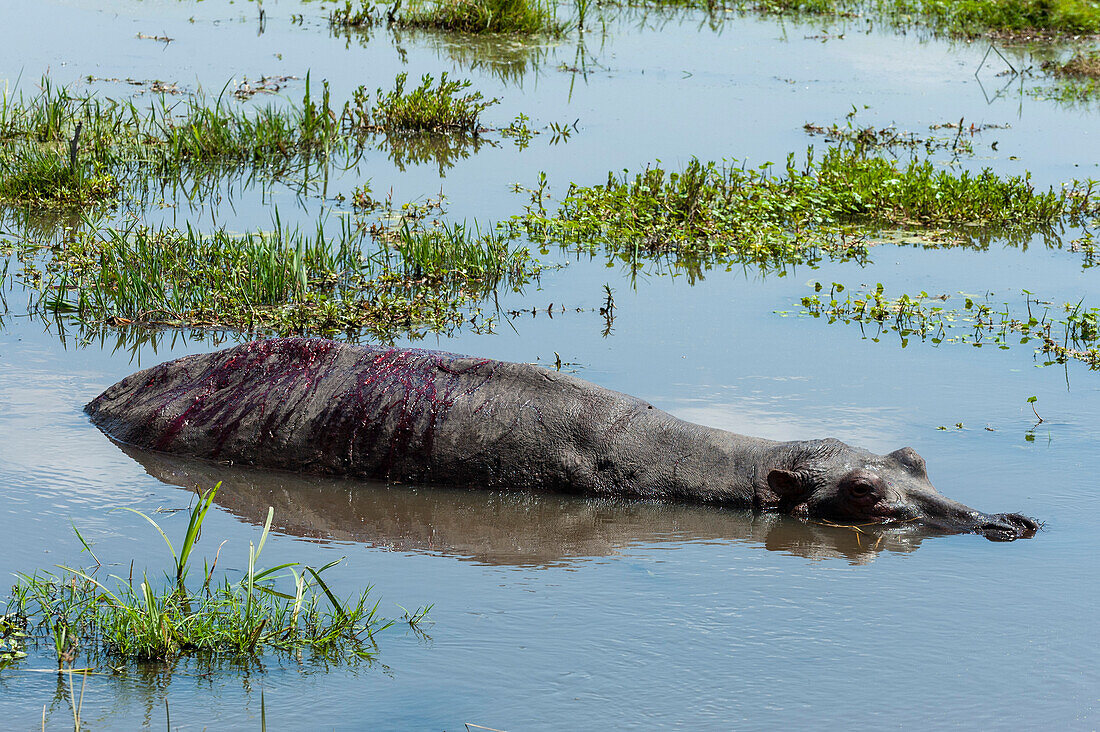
760 439 1038 542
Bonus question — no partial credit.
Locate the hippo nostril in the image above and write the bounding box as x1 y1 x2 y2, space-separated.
1000 513 1040 534
975 513 1040 542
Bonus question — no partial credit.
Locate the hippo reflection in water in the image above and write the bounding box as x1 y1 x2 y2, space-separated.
118 445 959 565
87 337 1038 542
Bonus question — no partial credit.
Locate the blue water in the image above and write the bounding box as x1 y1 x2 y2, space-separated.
1 1 1098 729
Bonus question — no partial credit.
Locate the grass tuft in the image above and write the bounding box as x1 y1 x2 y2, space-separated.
396 0 568 35
0 76 344 207
0 73 506 207
5 484 426 666
348 73 497 133
1056 50 1100 77
0 143 119 207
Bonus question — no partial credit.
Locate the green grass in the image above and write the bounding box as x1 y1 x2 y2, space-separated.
510 148 1097 270
348 72 498 133
0 76 344 207
33 208 536 337
0 73 503 207
0 142 119 207
6 484 425 668
796 281 1100 368
644 0 1100 38
397 0 568 35
893 0 1100 37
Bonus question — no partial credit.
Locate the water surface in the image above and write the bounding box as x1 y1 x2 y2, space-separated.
1 1 1098 729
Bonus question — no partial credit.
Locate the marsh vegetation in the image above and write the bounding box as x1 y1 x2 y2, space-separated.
798 281 1100 368
0 72 501 208
510 148 1097 270
27 207 534 337
6 484 426 670
397 0 569 35
724 0 1100 38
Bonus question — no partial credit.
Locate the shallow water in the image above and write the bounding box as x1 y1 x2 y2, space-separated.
1 0 1099 729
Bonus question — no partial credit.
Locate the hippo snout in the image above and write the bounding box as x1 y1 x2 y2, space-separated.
973 512 1040 542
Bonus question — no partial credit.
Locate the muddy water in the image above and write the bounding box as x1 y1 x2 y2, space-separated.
1 0 1099 729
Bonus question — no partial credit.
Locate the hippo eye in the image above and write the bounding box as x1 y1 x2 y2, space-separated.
849 481 874 498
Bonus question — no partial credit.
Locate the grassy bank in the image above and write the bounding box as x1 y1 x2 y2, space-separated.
676 0 1100 39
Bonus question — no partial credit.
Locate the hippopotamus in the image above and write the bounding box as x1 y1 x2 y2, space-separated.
85 337 1039 542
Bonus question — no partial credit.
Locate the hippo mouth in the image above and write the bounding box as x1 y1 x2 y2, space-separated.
971 512 1041 542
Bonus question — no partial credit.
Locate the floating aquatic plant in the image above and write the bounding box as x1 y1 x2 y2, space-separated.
510 147 1097 271
795 281 1100 369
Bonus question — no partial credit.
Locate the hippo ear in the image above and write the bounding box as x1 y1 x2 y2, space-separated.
767 469 809 501
888 447 927 475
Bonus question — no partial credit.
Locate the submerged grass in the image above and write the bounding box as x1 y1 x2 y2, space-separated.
396 0 568 35
510 147 1098 271
6 484 423 667
1053 49 1100 76
32 208 535 337
1033 50 1100 102
796 281 1100 368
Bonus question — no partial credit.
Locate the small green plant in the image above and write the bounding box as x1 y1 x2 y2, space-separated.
503 113 537 149
0 613 28 669
347 73 497 133
1027 395 1044 423
5 484 428 667
329 0 384 27
353 179 381 210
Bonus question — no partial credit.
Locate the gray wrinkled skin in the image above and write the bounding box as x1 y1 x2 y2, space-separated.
85 337 1039 542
